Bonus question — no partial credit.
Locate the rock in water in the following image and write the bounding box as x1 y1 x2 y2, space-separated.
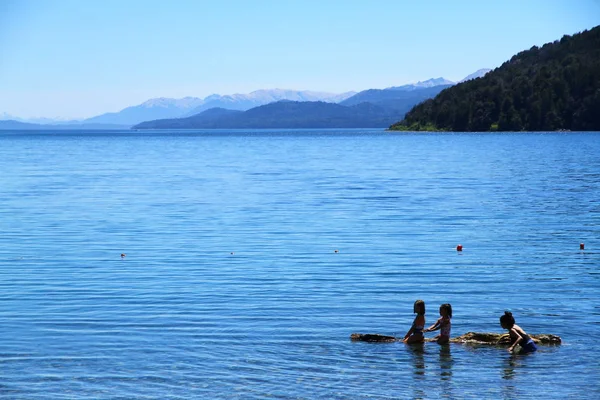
350 332 561 345
450 332 561 345
350 333 397 342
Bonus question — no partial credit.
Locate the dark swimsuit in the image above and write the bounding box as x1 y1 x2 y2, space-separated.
518 333 537 354
413 315 425 334
409 315 425 342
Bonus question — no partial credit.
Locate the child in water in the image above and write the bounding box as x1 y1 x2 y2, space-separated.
403 300 425 343
424 303 452 344
500 311 537 354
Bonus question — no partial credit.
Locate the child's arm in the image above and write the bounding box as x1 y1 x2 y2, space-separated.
424 317 442 332
403 317 416 341
403 325 415 341
507 328 523 352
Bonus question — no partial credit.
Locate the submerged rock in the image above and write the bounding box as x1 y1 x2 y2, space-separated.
450 332 561 345
350 333 396 342
350 332 561 345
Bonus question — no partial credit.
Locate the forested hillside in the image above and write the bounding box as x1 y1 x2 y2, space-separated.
389 26 600 131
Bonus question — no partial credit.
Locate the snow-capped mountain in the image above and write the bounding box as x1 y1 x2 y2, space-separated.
137 97 205 109
82 97 205 126
2 71 488 127
386 69 491 91
79 90 356 126
341 68 492 110
182 89 356 117
387 77 455 91
0 112 76 124
459 68 492 82
0 112 18 121
216 89 353 103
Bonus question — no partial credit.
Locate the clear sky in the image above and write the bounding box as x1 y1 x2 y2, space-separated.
1 0 599 119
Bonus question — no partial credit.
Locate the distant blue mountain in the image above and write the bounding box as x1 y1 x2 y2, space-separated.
0 120 128 130
0 113 79 125
133 108 243 129
2 70 490 128
133 71 492 130
133 101 398 129
386 77 455 91
0 120 38 129
182 89 356 117
81 90 356 126
82 97 205 126
340 71 491 115
340 85 452 110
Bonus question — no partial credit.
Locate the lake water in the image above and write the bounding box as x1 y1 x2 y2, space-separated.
0 129 599 399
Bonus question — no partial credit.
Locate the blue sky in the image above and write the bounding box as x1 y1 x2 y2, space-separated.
1 0 599 119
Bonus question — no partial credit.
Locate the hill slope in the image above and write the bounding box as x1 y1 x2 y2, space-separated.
389 26 600 131
134 108 243 129
340 85 452 113
340 71 489 117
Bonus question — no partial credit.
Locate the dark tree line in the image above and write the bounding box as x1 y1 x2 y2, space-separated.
390 25 600 131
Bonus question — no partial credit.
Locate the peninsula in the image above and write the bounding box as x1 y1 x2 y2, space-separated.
389 25 600 132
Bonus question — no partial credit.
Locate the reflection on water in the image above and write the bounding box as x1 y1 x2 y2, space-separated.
407 343 426 399
408 343 426 376
439 345 454 399
502 351 535 380
439 344 453 380
501 355 521 399
406 344 455 400
501 352 535 399
502 354 519 381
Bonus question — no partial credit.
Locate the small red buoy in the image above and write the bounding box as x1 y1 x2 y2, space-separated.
456 245 463 252
580 243 585 250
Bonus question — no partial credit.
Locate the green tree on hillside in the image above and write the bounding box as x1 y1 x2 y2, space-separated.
390 26 600 132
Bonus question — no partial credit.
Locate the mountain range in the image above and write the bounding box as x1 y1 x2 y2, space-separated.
0 120 129 130
134 101 399 129
133 70 491 130
0 112 74 125
79 90 357 126
1 69 490 129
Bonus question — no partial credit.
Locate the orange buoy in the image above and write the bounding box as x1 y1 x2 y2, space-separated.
580 243 585 250
456 245 463 252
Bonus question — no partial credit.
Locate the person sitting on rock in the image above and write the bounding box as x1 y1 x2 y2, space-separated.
425 303 452 344
403 300 426 344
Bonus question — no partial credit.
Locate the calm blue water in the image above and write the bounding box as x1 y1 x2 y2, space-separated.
0 129 599 399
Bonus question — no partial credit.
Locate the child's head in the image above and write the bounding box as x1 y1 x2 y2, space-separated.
500 311 515 329
413 300 425 314
440 303 452 318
